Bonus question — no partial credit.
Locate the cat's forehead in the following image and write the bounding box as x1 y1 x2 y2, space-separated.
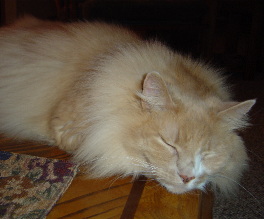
151 104 220 146
178 106 217 129
155 111 178 139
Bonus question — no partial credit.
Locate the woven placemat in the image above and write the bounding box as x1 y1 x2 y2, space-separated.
0 151 79 219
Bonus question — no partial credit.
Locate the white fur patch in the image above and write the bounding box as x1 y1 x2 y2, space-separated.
194 153 204 177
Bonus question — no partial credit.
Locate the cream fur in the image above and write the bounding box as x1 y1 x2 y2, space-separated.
0 17 255 194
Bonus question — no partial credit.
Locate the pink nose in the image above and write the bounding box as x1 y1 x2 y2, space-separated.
179 174 195 183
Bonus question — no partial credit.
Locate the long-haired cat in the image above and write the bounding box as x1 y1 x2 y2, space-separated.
0 17 255 194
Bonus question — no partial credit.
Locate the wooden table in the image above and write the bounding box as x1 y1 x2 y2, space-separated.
0 135 213 219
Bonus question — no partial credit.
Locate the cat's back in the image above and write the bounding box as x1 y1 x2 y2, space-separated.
0 16 139 61
0 17 140 141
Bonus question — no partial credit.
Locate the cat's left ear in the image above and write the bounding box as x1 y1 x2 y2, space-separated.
138 72 173 111
218 99 256 129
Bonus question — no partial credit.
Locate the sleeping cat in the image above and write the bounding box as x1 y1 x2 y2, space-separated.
0 17 255 194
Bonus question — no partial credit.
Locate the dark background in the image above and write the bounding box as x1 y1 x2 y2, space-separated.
1 0 264 81
1 2 263 218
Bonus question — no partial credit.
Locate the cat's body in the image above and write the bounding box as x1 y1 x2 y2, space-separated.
0 17 255 194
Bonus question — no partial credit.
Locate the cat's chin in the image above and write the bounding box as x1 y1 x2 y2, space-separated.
158 180 207 194
159 182 192 194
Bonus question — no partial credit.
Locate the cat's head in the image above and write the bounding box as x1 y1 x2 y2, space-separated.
76 70 255 195
130 72 255 194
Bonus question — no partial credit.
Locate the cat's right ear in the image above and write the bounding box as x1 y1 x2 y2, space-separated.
137 72 173 111
218 99 256 129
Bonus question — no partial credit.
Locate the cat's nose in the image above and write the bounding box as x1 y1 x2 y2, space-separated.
179 174 195 183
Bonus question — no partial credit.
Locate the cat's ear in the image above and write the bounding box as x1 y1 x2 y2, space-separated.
138 72 173 110
218 99 256 129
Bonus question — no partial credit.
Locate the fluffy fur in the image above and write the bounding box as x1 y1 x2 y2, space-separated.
0 17 255 194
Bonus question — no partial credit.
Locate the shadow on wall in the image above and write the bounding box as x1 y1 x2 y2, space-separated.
2 0 264 80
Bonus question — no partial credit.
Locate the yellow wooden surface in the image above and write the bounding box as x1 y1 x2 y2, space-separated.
0 135 213 219
134 180 201 219
47 175 133 219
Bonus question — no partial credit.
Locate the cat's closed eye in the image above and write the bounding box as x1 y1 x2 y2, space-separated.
159 135 177 155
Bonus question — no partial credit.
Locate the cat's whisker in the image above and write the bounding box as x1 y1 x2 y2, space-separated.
213 174 260 204
138 170 155 174
125 156 152 166
147 182 162 190
140 173 155 177
246 149 263 160
248 108 263 118
145 178 156 182
107 174 127 189
142 175 156 179
125 156 159 171
87 156 113 163
86 156 159 177
136 178 153 182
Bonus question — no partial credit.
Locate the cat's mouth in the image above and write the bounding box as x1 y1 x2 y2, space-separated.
156 175 206 194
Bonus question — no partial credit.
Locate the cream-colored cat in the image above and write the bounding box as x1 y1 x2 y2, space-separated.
0 17 255 194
